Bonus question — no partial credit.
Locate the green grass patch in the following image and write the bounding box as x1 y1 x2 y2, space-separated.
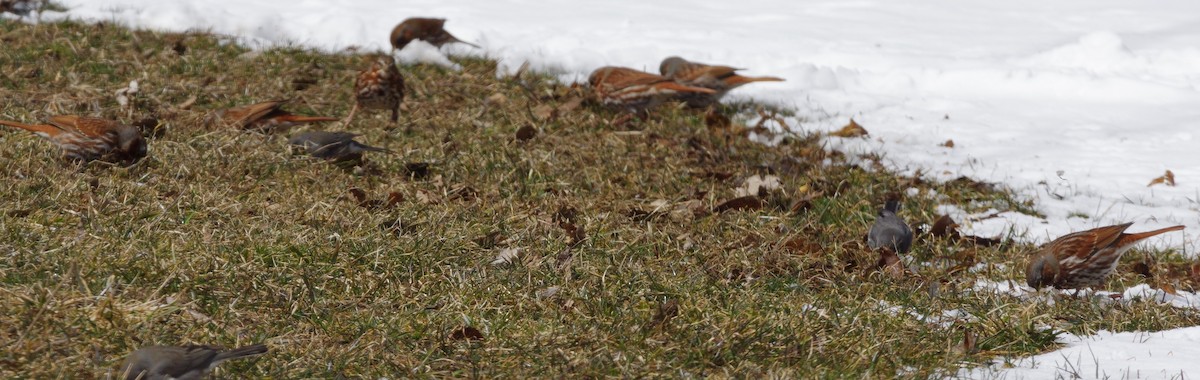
0 19 1196 378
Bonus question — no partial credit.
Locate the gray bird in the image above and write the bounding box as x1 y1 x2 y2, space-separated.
288 131 390 162
119 343 267 380
867 200 913 254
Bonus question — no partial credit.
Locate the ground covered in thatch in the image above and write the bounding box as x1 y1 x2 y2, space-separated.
1 19 1197 378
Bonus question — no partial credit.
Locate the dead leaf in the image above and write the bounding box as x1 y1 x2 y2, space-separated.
555 246 574 271
536 286 560 300
953 329 977 355
448 185 478 201
557 96 584 114
704 110 732 129
713 196 764 213
386 192 404 207
491 247 521 266
875 247 904 279
940 139 955 148
648 299 679 330
404 162 432 179
486 93 508 106
789 190 823 214
474 231 505 249
448 326 485 341
736 174 782 197
1132 261 1153 279
348 188 369 206
931 215 960 238
692 170 733 181
554 206 578 225
670 200 704 221
1160 281 1178 295
515 124 537 141
415 189 441 205
828 119 868 138
781 236 820 255
1147 170 1176 187
532 104 555 121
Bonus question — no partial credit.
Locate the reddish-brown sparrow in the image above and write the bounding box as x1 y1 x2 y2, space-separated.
120 343 268 380
0 115 147 164
587 66 716 112
1026 223 1185 289
207 100 338 134
659 56 784 108
390 17 479 51
344 54 406 126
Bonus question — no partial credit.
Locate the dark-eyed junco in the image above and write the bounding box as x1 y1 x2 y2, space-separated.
867 199 913 254
120 343 268 380
289 131 390 162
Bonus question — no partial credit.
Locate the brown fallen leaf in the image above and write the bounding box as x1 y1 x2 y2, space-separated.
781 236 820 255
448 185 478 201
415 189 441 205
648 299 679 330
704 109 732 129
486 93 508 106
386 192 404 207
952 329 977 355
931 215 960 238
940 139 955 148
557 96 584 114
348 187 369 205
555 246 575 271
1132 261 1153 279
448 326 485 341
532 104 555 121
474 231 505 249
1147 170 1176 187
404 162 432 179
828 118 868 138
692 170 734 181
875 247 904 279
712 196 764 213
1160 281 1178 295
789 190 823 214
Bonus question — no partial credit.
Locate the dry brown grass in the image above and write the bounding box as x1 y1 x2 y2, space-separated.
0 19 1197 379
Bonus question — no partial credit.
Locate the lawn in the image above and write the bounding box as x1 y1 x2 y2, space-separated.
0 19 1196 378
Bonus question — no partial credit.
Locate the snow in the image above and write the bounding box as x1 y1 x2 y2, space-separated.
17 0 1200 377
966 328 1200 379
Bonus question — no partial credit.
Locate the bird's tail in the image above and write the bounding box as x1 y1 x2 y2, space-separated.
1118 225 1185 246
213 343 269 363
446 33 481 49
723 75 785 86
353 142 392 154
654 82 717 94
0 119 60 137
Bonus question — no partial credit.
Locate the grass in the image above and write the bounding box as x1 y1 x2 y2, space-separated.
0 18 1198 379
